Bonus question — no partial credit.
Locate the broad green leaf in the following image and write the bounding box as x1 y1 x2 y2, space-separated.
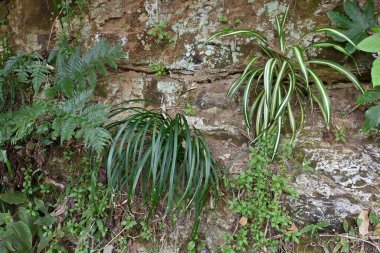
326 0 377 53
0 213 11 226
0 192 26 205
357 89 380 104
18 207 37 236
371 57 380 87
357 34 380 52
327 11 352 29
34 215 57 227
37 236 51 253
6 221 33 252
363 105 380 131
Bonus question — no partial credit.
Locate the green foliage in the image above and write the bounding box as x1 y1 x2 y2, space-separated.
358 32 380 87
149 62 167 77
0 190 63 252
147 21 174 45
327 0 377 54
0 39 124 153
356 29 380 131
221 136 297 252
184 100 196 116
218 15 228 24
60 160 111 251
208 8 364 157
334 128 347 143
0 38 11 66
106 104 220 237
0 53 51 111
49 39 124 98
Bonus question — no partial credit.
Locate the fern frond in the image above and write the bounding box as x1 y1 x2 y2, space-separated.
53 39 124 97
83 126 111 153
3 53 25 76
10 102 51 142
60 116 80 143
62 91 93 113
28 62 51 91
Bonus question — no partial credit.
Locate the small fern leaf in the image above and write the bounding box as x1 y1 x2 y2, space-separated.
29 63 51 91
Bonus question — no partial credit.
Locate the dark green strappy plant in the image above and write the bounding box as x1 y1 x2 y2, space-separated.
105 103 220 236
207 8 365 157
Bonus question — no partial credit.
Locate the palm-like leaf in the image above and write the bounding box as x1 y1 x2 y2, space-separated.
106 105 220 236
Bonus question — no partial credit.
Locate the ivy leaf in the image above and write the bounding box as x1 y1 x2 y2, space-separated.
363 105 380 131
327 0 377 54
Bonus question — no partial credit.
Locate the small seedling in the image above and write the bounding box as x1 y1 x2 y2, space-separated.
147 21 174 45
334 128 347 143
234 18 241 25
184 100 196 116
339 111 347 118
218 15 228 23
149 62 167 77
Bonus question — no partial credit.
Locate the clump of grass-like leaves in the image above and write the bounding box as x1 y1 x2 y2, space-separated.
207 9 365 157
106 104 220 236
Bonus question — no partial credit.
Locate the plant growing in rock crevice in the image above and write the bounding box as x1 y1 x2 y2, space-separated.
106 104 220 237
208 8 365 157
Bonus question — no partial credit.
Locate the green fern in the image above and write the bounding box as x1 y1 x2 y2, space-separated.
0 53 51 111
51 39 124 98
51 91 111 152
0 39 124 155
8 102 51 143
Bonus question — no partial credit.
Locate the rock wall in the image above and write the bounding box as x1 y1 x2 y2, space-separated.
2 0 380 251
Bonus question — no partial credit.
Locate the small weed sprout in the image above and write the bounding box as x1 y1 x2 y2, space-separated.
149 62 167 77
147 21 174 45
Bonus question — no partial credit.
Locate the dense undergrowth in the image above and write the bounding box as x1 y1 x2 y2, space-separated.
0 0 380 252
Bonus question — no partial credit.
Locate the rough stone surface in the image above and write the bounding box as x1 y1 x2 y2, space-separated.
3 0 380 251
291 87 380 227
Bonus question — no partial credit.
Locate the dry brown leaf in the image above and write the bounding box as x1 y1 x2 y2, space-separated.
287 223 298 233
358 210 369 236
239 216 248 226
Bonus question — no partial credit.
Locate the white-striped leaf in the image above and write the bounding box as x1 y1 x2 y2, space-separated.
292 46 308 85
220 29 267 43
243 69 263 128
306 42 350 56
313 28 356 47
307 68 331 126
270 61 288 119
287 102 296 143
263 58 277 106
274 72 295 120
307 59 365 93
